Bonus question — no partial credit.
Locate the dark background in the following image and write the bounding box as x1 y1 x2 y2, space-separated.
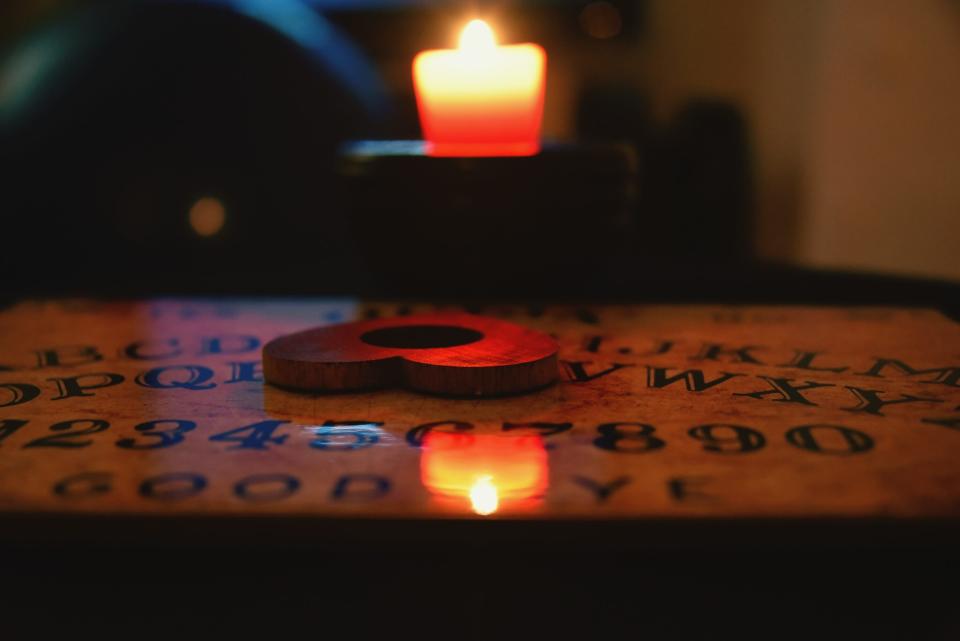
1 0 958 308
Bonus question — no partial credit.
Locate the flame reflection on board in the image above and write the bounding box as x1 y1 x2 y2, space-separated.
420 431 548 515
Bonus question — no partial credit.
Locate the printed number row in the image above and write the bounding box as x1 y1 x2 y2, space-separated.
0 418 875 455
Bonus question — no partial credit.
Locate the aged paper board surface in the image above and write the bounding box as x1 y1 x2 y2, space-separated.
0 300 957 520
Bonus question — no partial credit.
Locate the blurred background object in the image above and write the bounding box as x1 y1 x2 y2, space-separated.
1 0 958 298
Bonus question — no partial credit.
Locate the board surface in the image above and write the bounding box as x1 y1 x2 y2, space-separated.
1 299 958 522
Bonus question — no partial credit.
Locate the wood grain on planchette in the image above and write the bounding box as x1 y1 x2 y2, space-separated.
262 313 558 396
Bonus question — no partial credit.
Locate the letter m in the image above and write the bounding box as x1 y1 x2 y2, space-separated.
858 359 960 387
645 367 744 392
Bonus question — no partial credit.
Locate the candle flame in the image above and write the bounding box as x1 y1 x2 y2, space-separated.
469 475 499 516
459 19 496 53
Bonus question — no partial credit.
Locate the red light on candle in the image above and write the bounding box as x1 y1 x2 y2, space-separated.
413 19 546 157
420 431 548 515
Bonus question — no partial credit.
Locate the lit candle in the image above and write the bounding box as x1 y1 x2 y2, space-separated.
413 19 546 157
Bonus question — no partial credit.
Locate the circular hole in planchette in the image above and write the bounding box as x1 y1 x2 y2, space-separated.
360 325 484 349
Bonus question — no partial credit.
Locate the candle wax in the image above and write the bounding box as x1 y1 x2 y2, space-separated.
413 24 546 157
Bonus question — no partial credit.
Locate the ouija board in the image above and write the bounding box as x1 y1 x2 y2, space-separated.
1 299 959 539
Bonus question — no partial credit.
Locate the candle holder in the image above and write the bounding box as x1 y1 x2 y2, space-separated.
336 140 637 295
335 18 637 296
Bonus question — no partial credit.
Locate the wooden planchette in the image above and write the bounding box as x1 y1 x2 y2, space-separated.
262 313 558 396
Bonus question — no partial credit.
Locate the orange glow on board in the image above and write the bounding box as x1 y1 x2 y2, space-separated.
469 475 499 516
420 431 548 515
413 19 546 157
